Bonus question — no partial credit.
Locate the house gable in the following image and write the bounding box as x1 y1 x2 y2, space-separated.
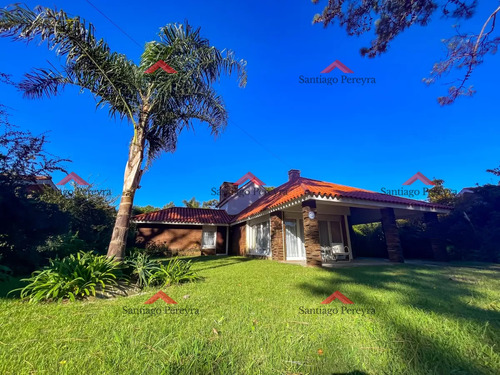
217 180 268 215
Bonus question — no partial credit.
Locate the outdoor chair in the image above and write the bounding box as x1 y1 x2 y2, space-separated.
321 244 351 263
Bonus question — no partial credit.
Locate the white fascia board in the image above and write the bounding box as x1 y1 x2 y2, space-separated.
307 194 451 214
132 220 229 226
230 194 450 225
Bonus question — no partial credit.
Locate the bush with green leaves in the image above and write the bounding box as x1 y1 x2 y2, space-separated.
13 251 122 302
149 258 199 287
124 251 199 288
144 242 171 257
36 232 88 258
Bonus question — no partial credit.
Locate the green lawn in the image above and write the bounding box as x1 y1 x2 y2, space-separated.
1 257 499 375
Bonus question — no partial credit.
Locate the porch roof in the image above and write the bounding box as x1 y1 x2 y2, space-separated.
233 176 451 222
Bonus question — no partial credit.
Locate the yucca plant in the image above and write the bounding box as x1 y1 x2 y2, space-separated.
123 251 161 288
149 258 199 287
13 251 122 303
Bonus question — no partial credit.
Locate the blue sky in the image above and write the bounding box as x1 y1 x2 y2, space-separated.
0 0 498 207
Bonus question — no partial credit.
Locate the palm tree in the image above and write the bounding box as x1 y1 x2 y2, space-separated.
0 5 246 260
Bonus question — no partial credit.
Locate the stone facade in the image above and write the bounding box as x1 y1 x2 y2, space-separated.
302 200 322 267
270 211 284 261
380 208 404 263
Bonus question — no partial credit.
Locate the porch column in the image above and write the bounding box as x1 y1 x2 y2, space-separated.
302 200 322 267
380 208 404 263
424 212 448 261
270 211 285 261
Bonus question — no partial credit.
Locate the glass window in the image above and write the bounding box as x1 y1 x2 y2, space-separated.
319 220 344 247
202 227 217 249
319 221 330 249
330 221 343 243
249 220 270 255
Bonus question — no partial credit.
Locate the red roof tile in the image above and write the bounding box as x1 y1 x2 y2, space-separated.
234 177 451 221
132 207 233 224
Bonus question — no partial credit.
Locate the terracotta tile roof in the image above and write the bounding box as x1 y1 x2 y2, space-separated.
132 207 233 224
234 177 451 221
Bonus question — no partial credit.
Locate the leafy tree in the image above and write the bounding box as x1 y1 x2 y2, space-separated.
132 205 161 216
486 165 500 177
312 1 500 105
441 184 500 262
0 184 66 274
38 185 116 253
0 5 246 260
0 124 67 184
427 179 456 206
163 201 175 209
183 197 200 208
1 75 67 184
0 74 70 273
0 183 117 274
202 199 218 208
132 202 175 215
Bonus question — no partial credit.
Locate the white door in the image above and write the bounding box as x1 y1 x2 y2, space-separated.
285 219 306 260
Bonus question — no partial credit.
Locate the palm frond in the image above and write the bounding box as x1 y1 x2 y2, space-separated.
0 4 140 123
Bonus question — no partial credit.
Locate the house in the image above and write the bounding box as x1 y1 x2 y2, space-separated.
132 170 451 265
1 175 58 194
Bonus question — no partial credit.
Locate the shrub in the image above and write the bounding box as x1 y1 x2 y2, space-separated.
149 258 200 287
13 251 122 302
145 242 170 257
36 232 88 258
123 253 200 288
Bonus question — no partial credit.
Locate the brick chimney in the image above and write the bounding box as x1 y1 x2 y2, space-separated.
288 169 301 181
219 182 238 203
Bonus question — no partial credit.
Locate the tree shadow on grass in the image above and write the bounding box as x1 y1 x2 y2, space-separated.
297 265 500 374
183 255 253 272
299 265 500 326
0 276 24 299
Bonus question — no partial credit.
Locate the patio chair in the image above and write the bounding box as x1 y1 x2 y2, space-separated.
329 244 351 262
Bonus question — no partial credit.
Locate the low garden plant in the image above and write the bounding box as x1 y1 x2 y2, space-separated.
11 250 201 303
12 251 122 302
123 251 160 288
149 257 199 287
124 250 200 287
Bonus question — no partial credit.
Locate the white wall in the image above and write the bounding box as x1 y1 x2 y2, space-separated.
219 181 268 215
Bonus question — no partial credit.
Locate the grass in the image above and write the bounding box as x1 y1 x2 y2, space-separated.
0 256 499 374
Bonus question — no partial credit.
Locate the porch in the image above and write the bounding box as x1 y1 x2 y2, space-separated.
249 198 449 267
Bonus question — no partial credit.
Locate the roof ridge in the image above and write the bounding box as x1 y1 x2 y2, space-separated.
299 176 376 194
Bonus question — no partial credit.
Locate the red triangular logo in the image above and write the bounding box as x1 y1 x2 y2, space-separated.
144 60 177 74
321 60 354 74
402 172 435 186
56 172 90 186
144 290 177 304
321 291 354 304
233 172 265 187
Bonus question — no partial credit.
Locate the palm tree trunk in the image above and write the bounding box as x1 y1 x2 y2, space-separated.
107 119 147 260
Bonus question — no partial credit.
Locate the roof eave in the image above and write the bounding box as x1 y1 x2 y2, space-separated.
231 193 451 225
132 220 230 226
